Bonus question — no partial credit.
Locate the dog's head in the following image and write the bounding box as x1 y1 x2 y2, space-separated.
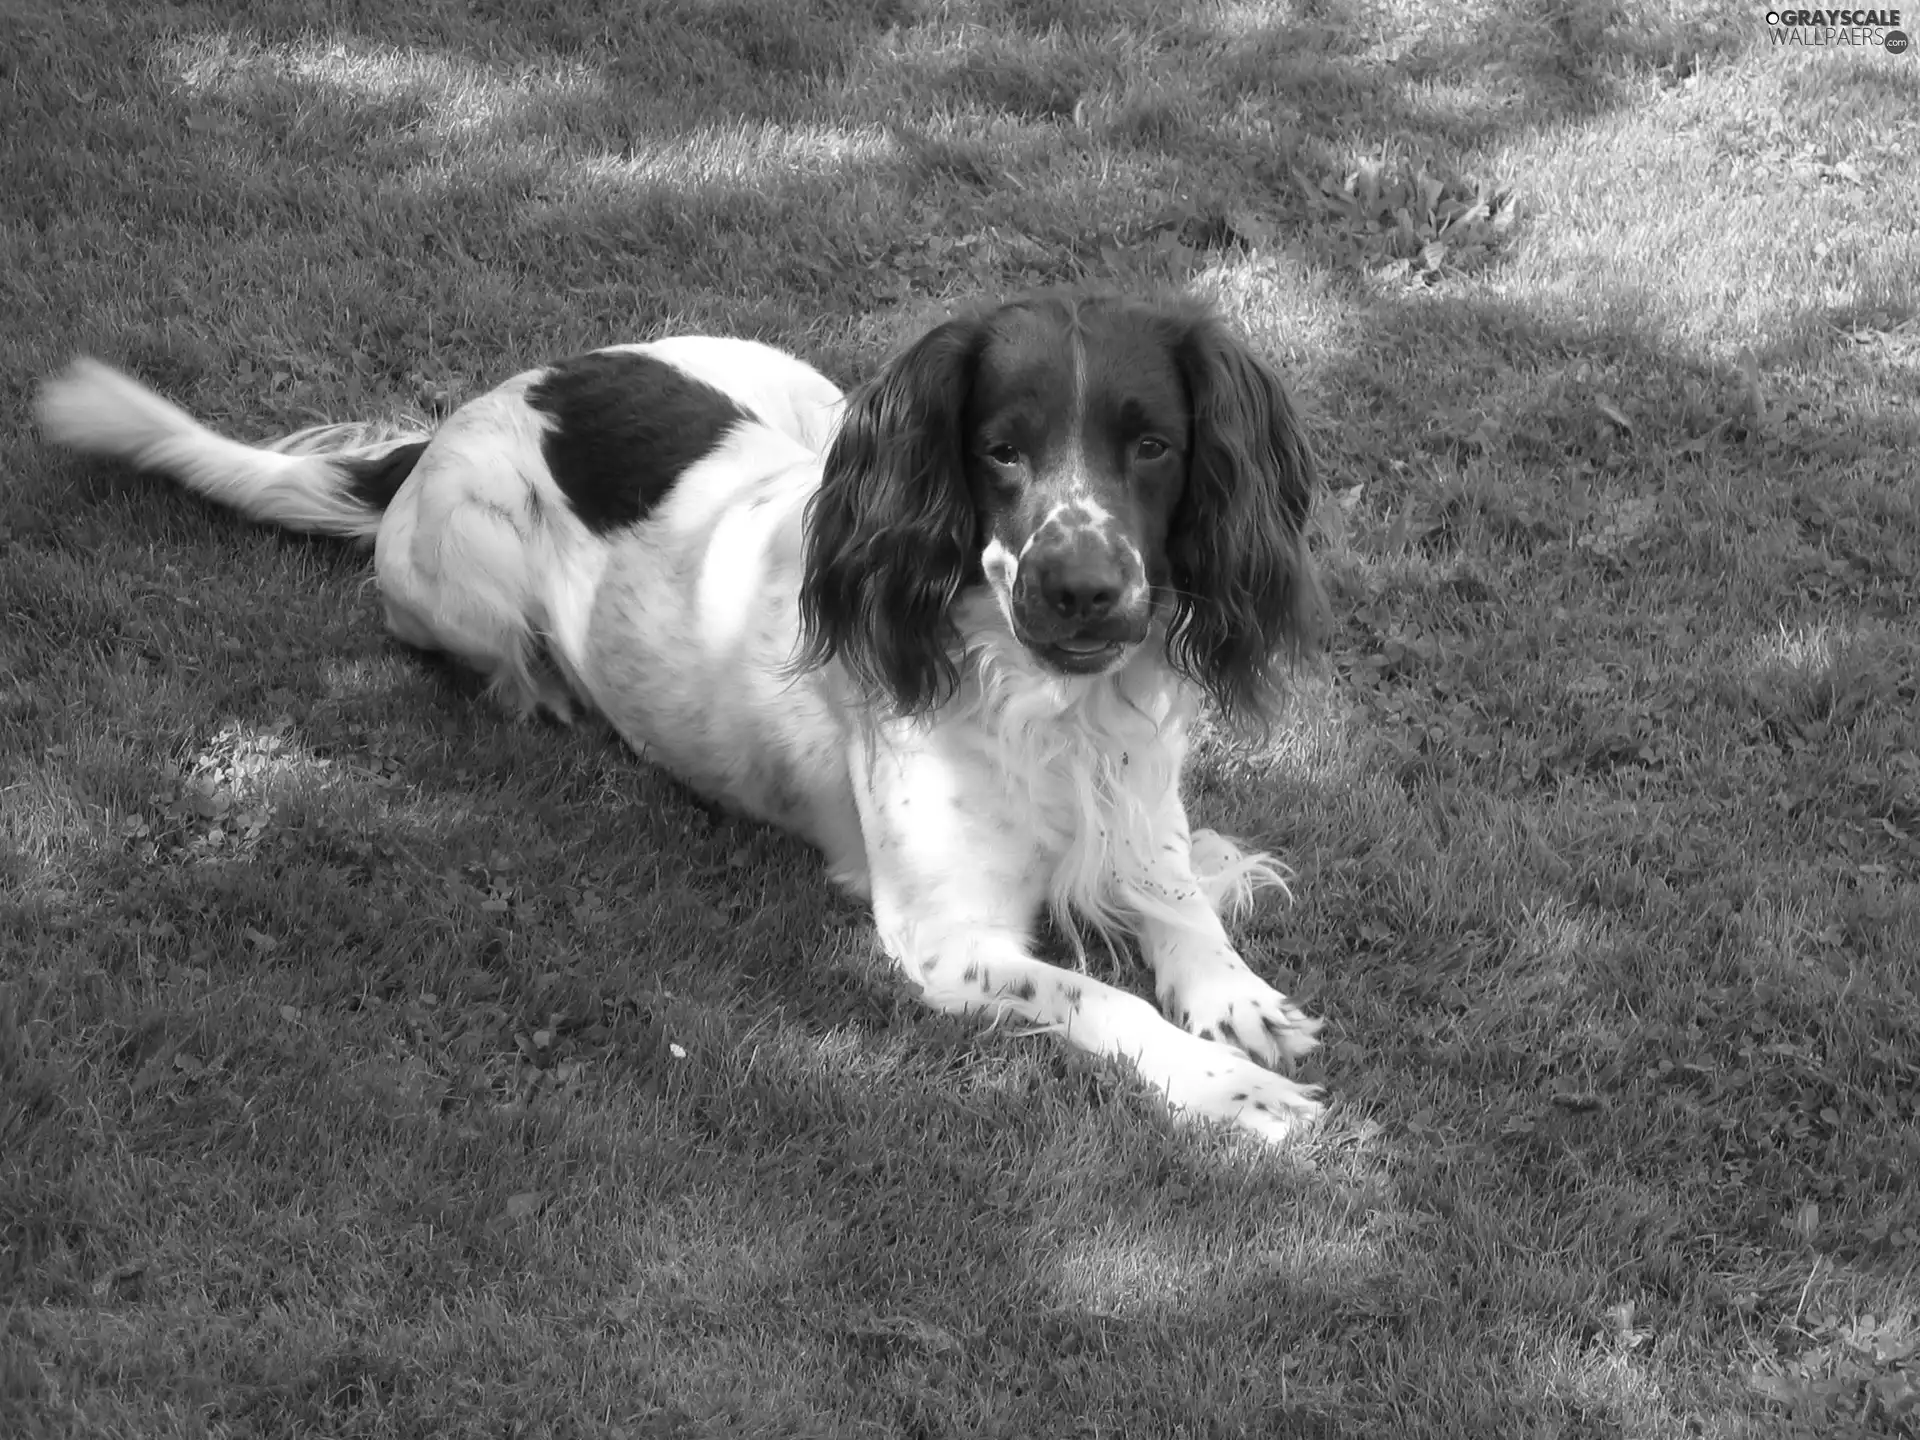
798 291 1322 726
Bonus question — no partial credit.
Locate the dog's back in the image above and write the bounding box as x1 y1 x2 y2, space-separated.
34 339 846 727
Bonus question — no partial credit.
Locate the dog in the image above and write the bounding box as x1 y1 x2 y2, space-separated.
36 292 1329 1143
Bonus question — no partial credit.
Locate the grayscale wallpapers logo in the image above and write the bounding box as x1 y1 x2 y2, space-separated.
1765 8 1911 48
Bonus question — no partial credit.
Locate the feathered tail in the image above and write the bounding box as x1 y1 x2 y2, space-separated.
33 358 427 541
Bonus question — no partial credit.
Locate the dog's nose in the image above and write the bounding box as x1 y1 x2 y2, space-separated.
1033 548 1124 624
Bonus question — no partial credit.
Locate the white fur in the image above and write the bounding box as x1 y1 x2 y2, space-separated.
34 338 1322 1144
33 357 411 537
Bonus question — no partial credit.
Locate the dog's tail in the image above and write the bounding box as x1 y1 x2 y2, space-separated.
34 358 429 542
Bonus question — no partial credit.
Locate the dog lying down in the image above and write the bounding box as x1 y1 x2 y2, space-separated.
35 291 1330 1144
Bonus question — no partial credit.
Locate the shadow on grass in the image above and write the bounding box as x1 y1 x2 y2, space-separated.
12 327 1916 1436
3 0 1755 395
7 1 1919 1435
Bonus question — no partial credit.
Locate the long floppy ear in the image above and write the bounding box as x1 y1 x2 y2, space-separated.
1164 308 1325 732
796 315 982 715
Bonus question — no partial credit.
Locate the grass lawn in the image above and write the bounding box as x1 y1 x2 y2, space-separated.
5 0 1919 1435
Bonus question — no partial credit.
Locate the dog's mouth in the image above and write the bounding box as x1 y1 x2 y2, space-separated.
1031 634 1134 674
982 552 1150 677
1011 604 1154 676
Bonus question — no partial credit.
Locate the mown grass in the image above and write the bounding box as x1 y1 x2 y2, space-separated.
5 1 1918 1436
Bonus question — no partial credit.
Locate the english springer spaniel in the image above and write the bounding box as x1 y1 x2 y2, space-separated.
36 292 1328 1143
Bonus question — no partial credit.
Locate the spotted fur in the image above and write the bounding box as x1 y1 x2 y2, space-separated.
34 292 1328 1144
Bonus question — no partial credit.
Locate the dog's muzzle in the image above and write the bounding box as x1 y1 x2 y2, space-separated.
1012 522 1152 673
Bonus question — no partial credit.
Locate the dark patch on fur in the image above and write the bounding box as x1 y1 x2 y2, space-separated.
799 290 1322 727
1163 300 1323 731
1012 978 1037 1002
796 314 983 712
340 440 428 513
527 350 756 536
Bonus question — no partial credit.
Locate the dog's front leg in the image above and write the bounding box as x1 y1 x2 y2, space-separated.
851 733 1321 1142
1127 797 1324 1071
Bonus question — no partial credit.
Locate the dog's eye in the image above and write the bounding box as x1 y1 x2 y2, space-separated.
985 443 1022 467
1135 436 1170 462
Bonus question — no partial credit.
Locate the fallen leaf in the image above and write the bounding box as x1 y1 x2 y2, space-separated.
1749 1368 1802 1404
91 1261 149 1298
504 1191 547 1223
1594 396 1633 434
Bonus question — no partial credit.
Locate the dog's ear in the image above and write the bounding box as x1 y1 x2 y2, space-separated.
1163 307 1324 731
797 315 982 714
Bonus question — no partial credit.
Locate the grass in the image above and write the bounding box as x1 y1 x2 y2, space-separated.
4 0 1918 1435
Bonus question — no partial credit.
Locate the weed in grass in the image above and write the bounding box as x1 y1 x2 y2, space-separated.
1297 153 1519 285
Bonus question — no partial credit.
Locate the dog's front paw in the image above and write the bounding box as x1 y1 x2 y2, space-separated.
1159 959 1322 1069
1161 1039 1325 1143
